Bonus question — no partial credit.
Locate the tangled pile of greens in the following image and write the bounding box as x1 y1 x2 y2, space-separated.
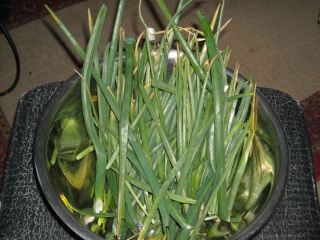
46 0 275 239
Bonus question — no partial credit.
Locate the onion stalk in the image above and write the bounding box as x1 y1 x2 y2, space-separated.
46 1 276 239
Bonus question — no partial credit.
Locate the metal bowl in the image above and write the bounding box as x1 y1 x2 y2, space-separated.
34 51 288 239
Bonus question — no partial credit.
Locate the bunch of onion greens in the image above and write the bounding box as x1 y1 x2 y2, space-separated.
46 0 275 239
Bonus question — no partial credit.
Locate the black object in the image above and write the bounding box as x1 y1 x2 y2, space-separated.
0 0 13 22
0 0 20 97
0 82 320 239
0 22 20 96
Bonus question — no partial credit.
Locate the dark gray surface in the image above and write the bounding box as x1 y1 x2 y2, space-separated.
0 82 319 239
0 82 75 240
